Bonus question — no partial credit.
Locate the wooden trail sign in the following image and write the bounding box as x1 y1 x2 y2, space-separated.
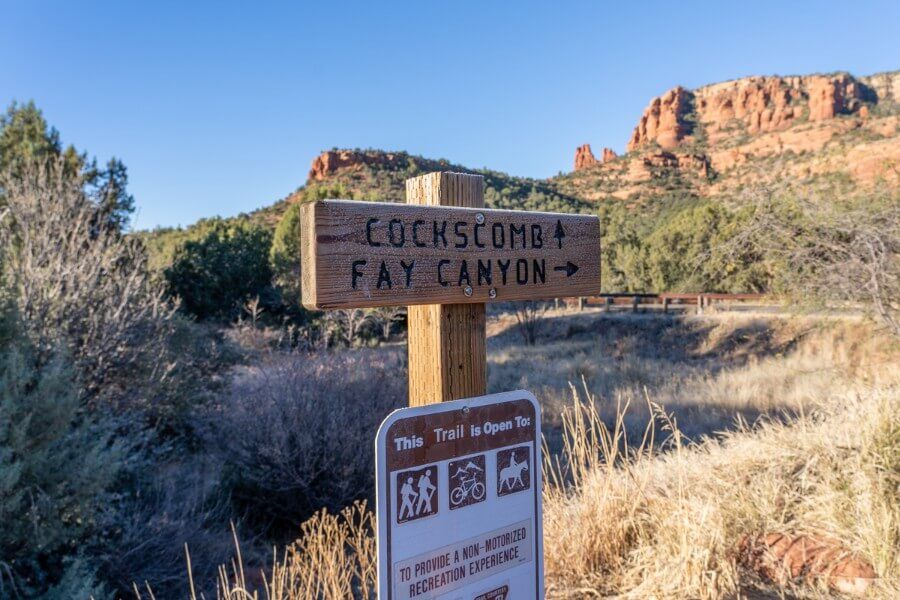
300 172 599 599
300 199 601 310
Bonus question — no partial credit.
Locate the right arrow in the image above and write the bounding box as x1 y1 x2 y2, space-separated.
553 262 579 277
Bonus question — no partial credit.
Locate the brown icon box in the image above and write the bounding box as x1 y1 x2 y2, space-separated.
496 446 531 497
448 454 487 510
395 464 439 524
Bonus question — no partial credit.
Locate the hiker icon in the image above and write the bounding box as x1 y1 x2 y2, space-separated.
496 446 531 497
449 454 486 509
395 465 439 523
416 470 436 514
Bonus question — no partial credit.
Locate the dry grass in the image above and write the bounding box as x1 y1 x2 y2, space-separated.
215 503 375 600
543 382 899 599
161 315 899 599
134 504 376 600
492 312 893 443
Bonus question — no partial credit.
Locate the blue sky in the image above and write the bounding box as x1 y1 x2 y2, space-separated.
3 1 898 230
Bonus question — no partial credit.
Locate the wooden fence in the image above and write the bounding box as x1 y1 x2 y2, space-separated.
574 293 768 314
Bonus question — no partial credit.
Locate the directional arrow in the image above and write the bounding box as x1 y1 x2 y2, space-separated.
553 219 566 249
554 262 579 277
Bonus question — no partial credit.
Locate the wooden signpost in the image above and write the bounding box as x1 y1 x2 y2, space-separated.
300 171 600 598
301 171 601 404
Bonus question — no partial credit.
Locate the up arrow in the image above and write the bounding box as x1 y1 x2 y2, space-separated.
553 220 566 249
554 262 579 277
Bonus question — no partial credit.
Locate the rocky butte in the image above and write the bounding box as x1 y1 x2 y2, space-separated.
308 149 408 181
573 144 617 171
565 70 899 201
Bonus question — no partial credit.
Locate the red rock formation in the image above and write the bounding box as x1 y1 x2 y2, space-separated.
626 74 868 153
309 150 362 181
642 151 710 179
739 533 877 597
627 86 691 151
575 145 619 171
574 144 598 171
695 76 803 136
565 70 896 195
807 74 862 121
308 150 408 181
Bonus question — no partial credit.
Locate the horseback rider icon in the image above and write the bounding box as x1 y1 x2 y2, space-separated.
497 446 530 496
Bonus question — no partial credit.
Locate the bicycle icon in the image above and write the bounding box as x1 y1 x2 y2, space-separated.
448 454 487 509
451 474 486 506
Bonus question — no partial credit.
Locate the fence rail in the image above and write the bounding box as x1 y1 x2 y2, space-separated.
577 293 768 314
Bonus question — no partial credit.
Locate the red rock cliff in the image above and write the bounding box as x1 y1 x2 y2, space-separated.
806 74 863 121
309 150 408 181
627 74 869 152
627 86 692 151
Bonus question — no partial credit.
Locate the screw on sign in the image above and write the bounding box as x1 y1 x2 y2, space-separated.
299 172 601 598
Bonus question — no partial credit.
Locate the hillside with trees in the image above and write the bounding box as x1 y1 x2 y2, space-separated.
131 71 899 331
1 68 899 598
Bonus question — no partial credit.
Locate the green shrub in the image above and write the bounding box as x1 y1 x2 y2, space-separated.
0 342 124 598
598 197 770 293
0 159 227 434
642 201 768 292
270 202 303 307
165 218 273 320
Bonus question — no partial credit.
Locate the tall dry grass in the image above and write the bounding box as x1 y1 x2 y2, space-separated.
159 317 898 599
543 382 899 599
133 504 376 600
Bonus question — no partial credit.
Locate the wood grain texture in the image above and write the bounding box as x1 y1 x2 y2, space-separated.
407 173 487 406
299 196 601 310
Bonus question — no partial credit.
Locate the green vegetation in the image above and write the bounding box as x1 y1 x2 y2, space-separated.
165 219 274 321
0 102 232 597
0 339 124 599
270 202 303 306
1 101 134 232
597 195 768 293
